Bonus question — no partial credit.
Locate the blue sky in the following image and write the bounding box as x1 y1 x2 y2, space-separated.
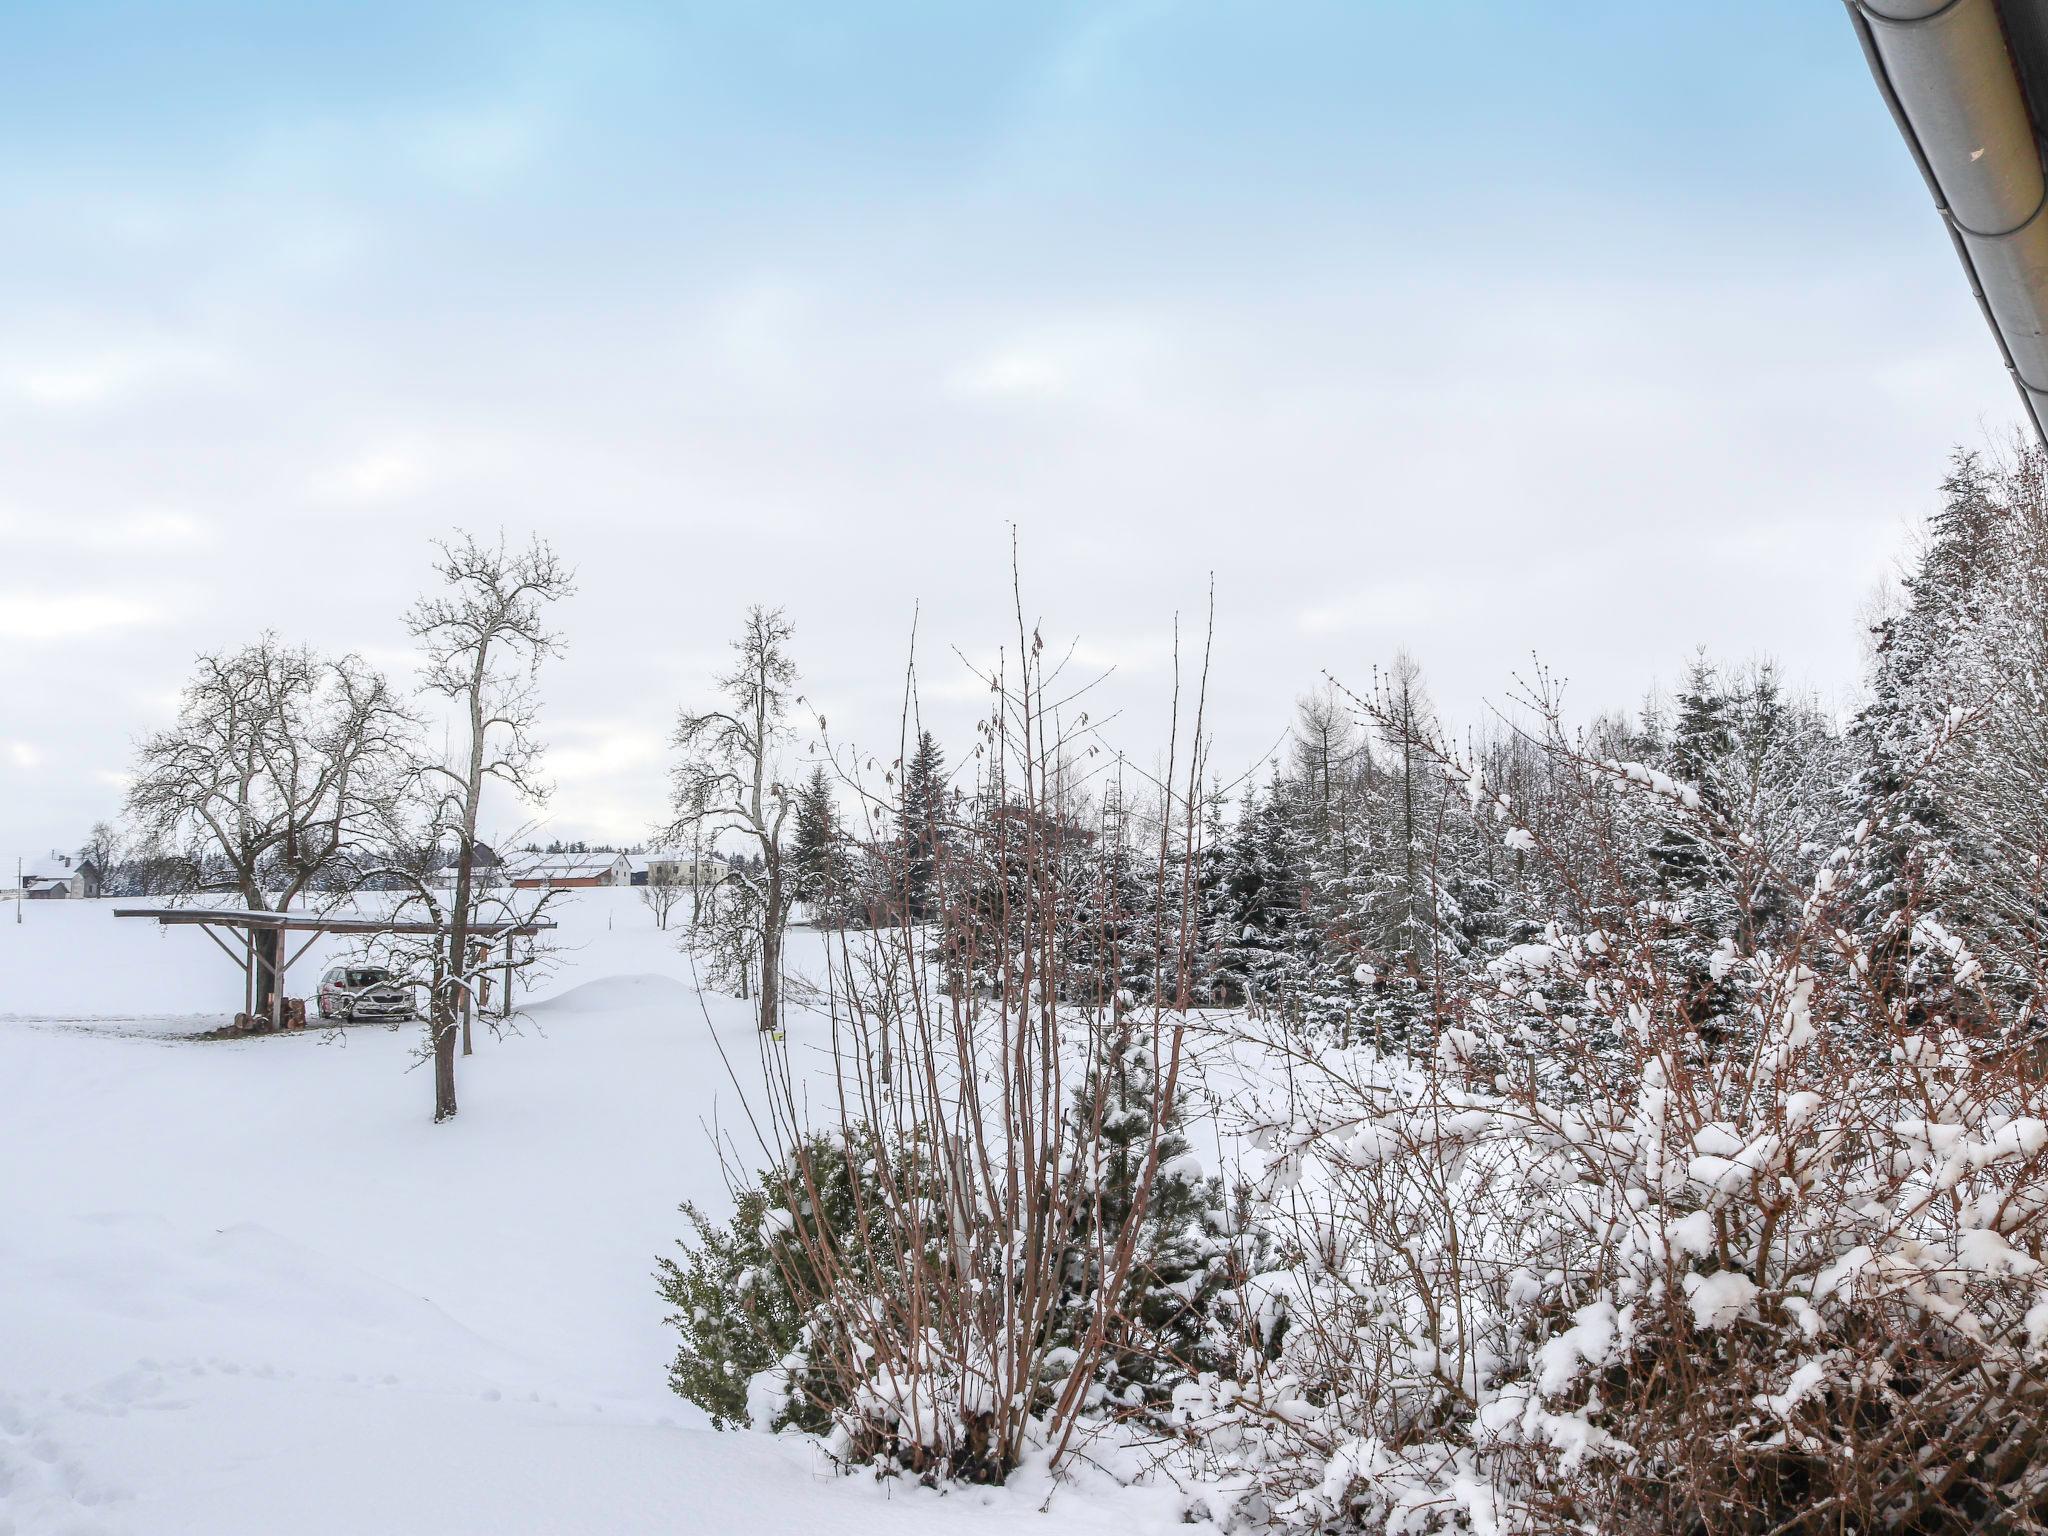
0 1 2023 858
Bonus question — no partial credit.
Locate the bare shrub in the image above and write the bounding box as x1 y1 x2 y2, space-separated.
1194 682 2048 1533
667 587 1256 1486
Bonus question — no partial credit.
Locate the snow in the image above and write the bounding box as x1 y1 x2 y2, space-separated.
0 892 1184 1536
1682 1270 1760 1331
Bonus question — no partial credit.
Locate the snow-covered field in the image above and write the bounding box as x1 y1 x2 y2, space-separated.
0 892 1178 1535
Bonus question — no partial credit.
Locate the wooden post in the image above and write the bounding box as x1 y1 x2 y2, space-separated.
501 933 514 1020
270 927 286 1033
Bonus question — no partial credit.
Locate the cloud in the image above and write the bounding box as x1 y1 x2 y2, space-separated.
1297 578 1479 636
4 343 229 409
4 740 41 770
315 444 433 505
950 347 1070 401
412 106 549 191
0 592 161 641
546 724 667 784
0 508 209 553
947 317 1167 410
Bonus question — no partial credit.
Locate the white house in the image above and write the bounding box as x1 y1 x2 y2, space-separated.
627 851 726 889
8 852 102 900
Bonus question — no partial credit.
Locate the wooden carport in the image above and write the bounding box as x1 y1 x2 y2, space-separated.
113 908 557 1032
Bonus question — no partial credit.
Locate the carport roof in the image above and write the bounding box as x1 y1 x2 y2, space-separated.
113 907 557 937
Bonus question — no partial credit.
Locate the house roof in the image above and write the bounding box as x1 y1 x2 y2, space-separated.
510 852 630 878
627 850 721 870
22 854 92 883
1849 0 2048 440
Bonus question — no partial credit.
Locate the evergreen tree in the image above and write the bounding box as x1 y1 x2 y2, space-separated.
898 730 949 921
1843 450 2001 1005
1650 653 1735 898
790 764 849 923
656 1133 866 1433
1048 1029 1235 1423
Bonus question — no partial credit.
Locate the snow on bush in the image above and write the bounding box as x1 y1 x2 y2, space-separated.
1170 723 2048 1533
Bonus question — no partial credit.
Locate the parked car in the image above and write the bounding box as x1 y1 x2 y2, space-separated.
316 965 415 1023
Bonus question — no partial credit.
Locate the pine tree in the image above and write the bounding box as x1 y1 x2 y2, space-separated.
898 730 949 922
790 764 848 923
1843 451 2001 1005
1211 782 1309 1012
1651 653 1735 898
656 1133 866 1433
1049 1029 1233 1423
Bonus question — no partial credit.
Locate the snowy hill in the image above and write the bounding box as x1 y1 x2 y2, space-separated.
0 891 1178 1535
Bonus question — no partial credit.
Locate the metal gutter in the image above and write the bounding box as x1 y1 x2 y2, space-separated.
1847 0 2048 440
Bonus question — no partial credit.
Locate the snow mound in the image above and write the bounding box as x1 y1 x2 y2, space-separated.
528 974 696 1016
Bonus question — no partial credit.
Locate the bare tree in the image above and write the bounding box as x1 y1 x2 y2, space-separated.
126 634 411 1020
79 820 123 888
640 865 686 930
667 605 800 1034
404 532 575 1122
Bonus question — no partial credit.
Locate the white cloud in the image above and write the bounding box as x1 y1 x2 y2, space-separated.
0 507 210 553
413 107 549 190
5 343 228 409
946 317 1166 409
1298 578 1480 636
950 348 1070 401
316 445 432 505
4 741 42 770
546 725 666 784
0 593 161 642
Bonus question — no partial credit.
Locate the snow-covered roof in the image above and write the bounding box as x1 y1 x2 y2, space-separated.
22 854 90 883
511 852 630 878
628 850 718 871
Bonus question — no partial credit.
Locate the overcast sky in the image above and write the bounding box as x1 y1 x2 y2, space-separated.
0 0 2027 865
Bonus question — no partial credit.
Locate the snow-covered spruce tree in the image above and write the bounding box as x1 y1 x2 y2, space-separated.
895 728 951 923
789 763 854 927
1842 450 2003 1021
1642 652 1745 1049
1719 660 1846 951
1893 440 2048 1020
1062 773 1156 1005
1045 1024 1237 1426
657 1128 905 1434
1209 780 1311 1013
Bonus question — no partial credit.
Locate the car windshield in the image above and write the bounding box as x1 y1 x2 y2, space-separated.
344 969 390 987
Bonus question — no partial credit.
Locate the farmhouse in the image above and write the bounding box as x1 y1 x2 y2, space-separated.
9 852 102 900
509 851 633 889
628 851 724 888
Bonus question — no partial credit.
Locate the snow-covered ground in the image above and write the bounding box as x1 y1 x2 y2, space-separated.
0 892 1182 1535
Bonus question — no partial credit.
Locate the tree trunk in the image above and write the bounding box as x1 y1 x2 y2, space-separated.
253 926 282 1023
436 661 488 1122
760 871 784 1033
433 1000 459 1120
